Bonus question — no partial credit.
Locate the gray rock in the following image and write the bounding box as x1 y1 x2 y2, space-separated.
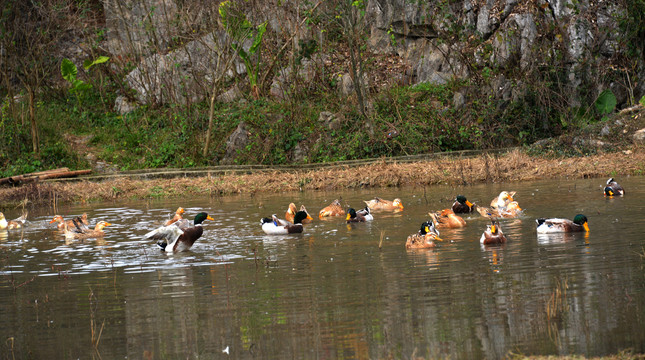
633 128 645 145
453 91 466 109
318 111 344 131
124 31 238 106
291 143 308 163
114 95 137 114
103 0 179 56
270 56 325 100
221 122 251 165
217 85 243 104
339 72 369 97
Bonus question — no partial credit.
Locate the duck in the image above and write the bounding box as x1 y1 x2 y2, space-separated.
452 195 475 214
477 200 522 219
429 208 466 228
319 199 345 218
63 220 111 240
536 214 589 234
500 201 523 218
363 197 404 211
50 213 89 230
490 191 515 210
405 221 443 249
144 212 214 252
480 219 507 245
286 204 314 224
261 210 309 235
604 178 624 196
0 211 28 230
346 206 374 223
164 207 185 226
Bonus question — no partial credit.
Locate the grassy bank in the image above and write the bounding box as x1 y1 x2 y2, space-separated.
1 148 642 207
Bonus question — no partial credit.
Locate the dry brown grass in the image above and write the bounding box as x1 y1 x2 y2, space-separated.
2 148 644 207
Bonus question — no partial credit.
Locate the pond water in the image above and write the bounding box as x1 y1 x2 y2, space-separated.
1 177 644 359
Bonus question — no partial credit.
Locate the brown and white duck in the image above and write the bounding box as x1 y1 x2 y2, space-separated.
319 199 345 218
405 221 443 249
145 212 214 252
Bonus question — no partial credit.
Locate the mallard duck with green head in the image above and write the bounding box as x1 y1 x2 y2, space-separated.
480 219 507 245
145 212 214 252
536 214 589 233
406 221 443 249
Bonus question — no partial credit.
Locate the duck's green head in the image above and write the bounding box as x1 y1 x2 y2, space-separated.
194 212 214 225
293 210 310 224
346 208 357 221
420 221 433 235
456 195 473 207
573 214 589 231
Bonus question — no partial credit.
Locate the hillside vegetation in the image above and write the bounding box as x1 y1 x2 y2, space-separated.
1 0 644 178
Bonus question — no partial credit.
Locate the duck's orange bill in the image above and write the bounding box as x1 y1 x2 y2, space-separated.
103 222 112 226
345 214 351 221
49 218 58 224
306 214 314 220
466 200 473 208
491 225 497 233
206 216 215 221
583 222 590 232
434 235 444 242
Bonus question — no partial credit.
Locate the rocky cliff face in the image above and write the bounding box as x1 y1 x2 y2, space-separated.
367 0 643 106
105 0 643 111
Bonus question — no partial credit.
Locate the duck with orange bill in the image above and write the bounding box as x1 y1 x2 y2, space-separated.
536 214 589 233
50 214 89 229
429 208 466 228
452 195 476 214
164 207 185 226
0 211 28 230
63 220 111 240
261 210 309 235
604 178 624 196
286 203 313 224
490 191 515 211
480 219 507 245
406 221 443 249
346 206 373 223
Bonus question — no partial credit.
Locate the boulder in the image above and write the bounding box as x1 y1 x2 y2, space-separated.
103 0 179 56
270 56 324 100
221 122 251 165
124 31 243 106
633 128 645 145
114 95 137 114
318 111 344 131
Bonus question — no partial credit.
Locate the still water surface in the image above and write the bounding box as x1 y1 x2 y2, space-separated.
1 177 644 359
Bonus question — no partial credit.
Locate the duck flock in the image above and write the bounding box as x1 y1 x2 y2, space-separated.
0 178 625 253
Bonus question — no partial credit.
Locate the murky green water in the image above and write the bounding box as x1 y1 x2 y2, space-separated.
1 177 644 359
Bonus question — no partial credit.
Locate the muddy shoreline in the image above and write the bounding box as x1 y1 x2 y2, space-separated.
1 148 643 207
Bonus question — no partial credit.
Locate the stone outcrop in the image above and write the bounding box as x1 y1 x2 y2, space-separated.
103 0 643 110
221 122 251 165
123 31 241 106
103 0 180 56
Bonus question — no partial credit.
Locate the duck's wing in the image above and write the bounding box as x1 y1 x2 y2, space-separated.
144 224 184 243
174 219 192 230
12 211 28 224
271 214 290 227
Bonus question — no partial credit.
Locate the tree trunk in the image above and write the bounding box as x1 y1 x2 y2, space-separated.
28 87 39 155
203 92 216 158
